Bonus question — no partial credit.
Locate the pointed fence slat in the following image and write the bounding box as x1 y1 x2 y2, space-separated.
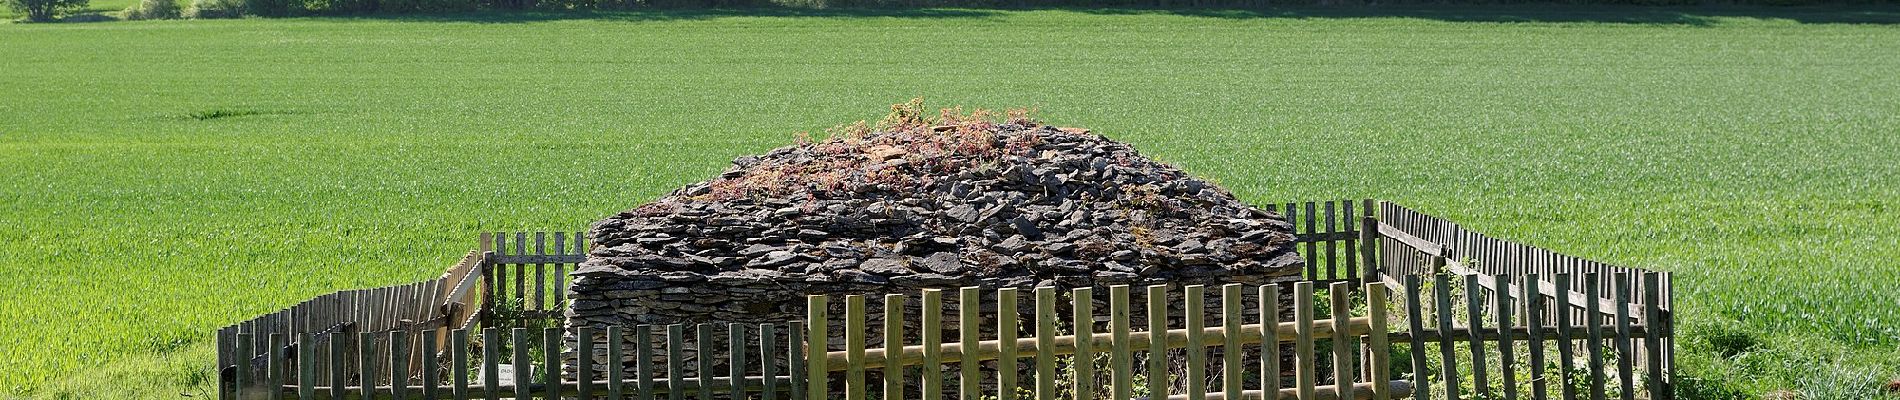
1146 285 1169 400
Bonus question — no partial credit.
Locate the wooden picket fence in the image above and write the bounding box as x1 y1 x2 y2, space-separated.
1372 202 1676 400
217 249 487 399
216 200 1676 400
228 281 1406 400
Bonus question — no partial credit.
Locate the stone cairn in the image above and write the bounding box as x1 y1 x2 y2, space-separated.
565 103 1305 387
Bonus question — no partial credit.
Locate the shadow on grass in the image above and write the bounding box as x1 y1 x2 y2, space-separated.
307 4 1900 24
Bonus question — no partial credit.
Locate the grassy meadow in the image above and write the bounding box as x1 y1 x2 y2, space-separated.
3 7 1899 398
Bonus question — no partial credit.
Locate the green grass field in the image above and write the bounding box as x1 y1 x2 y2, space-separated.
4 7 1899 398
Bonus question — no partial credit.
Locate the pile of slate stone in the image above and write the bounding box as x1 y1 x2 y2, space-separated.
566 119 1304 378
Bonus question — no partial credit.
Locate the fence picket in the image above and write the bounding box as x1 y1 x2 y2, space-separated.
391 332 409 400
845 295 867 400
607 326 624 400
805 295 828 400
638 325 655 400
235 333 252 400
484 328 500 400
1185 285 1207 400
1464 275 1489 400
1072 287 1096 400
761 323 778 400
1000 288 1022 400
733 322 749 398
1525 274 1547 400
1331 282 1354 393
884 295 906 400
922 289 944 400
1220 284 1242 398
1261 284 1283 398
300 332 318 400
1615 275 1635 400
268 333 286 400
512 329 530 400
577 326 595 400
1555 273 1577 400
695 324 713 400
1111 285 1132 400
960 287 981 400
453 329 470 400
1496 274 1517 400
1434 274 1460 400
1035 287 1058 400
1294 281 1316 400
1586 274 1606 400
1145 285 1168 399
1403 276 1426 400
1367 282 1391 400
789 322 806 400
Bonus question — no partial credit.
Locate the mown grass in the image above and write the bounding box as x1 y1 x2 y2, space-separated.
3 7 1898 398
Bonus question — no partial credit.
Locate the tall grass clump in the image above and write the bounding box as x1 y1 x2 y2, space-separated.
120 0 178 19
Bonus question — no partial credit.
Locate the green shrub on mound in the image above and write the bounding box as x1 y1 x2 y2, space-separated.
184 0 241 17
122 0 180 19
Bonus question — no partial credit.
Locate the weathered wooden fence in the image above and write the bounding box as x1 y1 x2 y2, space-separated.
479 231 587 329
216 250 487 399
1373 202 1675 400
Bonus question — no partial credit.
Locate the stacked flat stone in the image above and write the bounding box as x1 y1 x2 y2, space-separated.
565 122 1304 380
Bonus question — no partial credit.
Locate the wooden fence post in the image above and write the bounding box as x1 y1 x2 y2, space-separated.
807 296 829 400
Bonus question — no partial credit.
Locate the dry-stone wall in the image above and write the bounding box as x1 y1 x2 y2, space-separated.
565 117 1305 383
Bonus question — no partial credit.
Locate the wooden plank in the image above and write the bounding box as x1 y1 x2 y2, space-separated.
1325 201 1339 280
822 315 1381 371
1260 284 1283 398
1366 282 1391 400
846 295 867 400
235 332 252 400
1036 287 1058 400
1330 282 1354 397
391 332 410 400
1643 274 1664 400
423 329 437 398
1342 200 1358 281
607 326 625 400
884 295 907 400
268 333 286 400
1072 287 1096 400
366 331 383 400
1360 215 1379 285
452 329 470 400
1294 282 1316 400
534 232 547 313
1554 274 1577 400
922 289 944 400
788 322 805 400
577 326 595 400
335 332 352 400
761 324 778 400
999 288 1021 400
695 324 713 400
1111 285 1133 400
1402 276 1426 400
1375 222 1446 258
513 232 526 319
1184 285 1207 400
1464 275 1489 400
1615 275 1634 400
1433 273 1461 400
1222 284 1244 399
513 329 530 400
484 328 501 400
489 254 590 265
301 332 318 400
1495 275 1517 400
1586 274 1606 400
554 233 567 309
733 323 750 398
669 324 686 400
638 325 656 400
1305 202 1320 279
1525 274 1547 400
805 295 828 400
959 287 981 400
1145 285 1168 400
